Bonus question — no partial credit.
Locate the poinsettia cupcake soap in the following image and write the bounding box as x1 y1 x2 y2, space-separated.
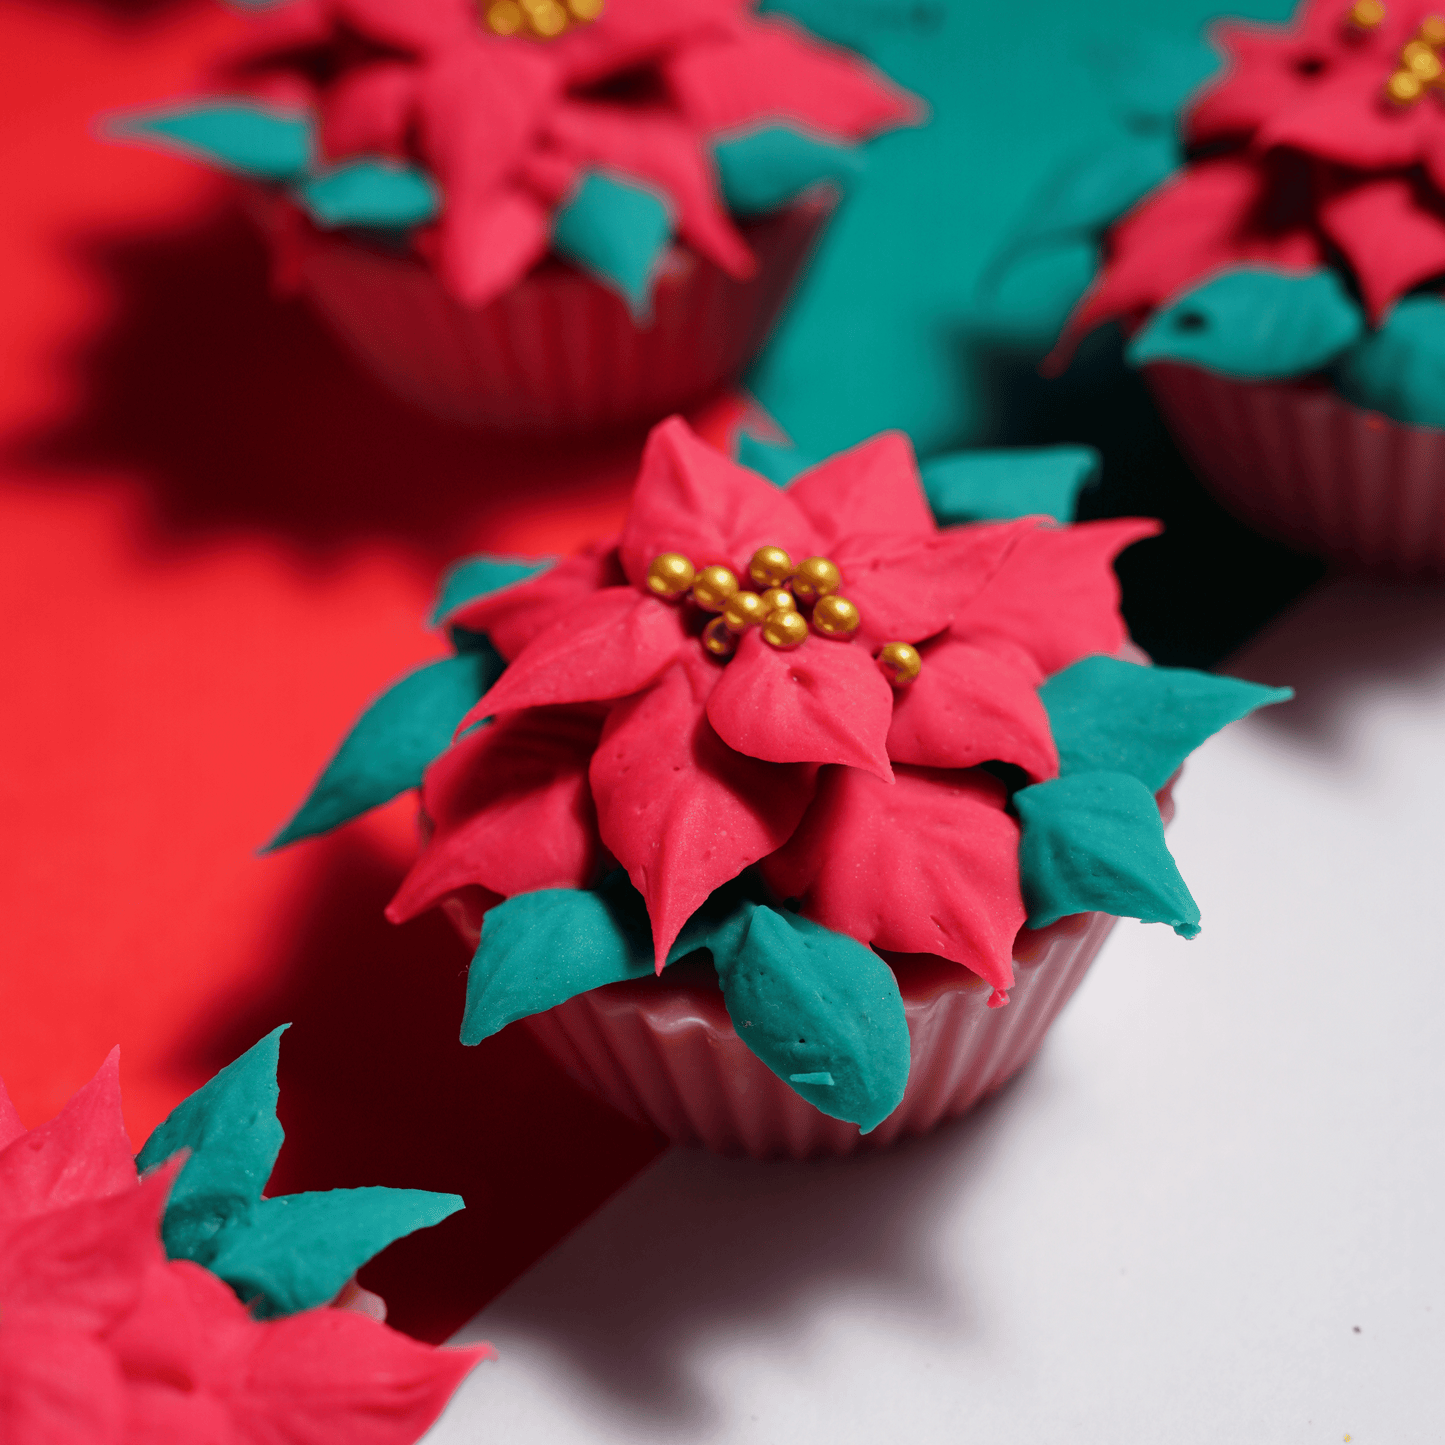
1046 0 1445 571
272 419 1288 1158
119 0 920 432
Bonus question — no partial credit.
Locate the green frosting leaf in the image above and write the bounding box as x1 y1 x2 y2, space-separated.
1014 772 1200 936
295 159 440 230
713 126 864 216
1126 267 1365 380
1082 33 1221 130
1333 294 1445 430
136 1026 287 1265
429 554 553 628
921 445 1098 523
736 432 817 486
716 906 910 1133
112 102 314 180
207 1188 464 1319
552 169 674 319
1040 655 1291 792
267 649 502 849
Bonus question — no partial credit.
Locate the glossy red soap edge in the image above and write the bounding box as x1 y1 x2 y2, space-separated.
1146 361 1445 574
247 190 834 436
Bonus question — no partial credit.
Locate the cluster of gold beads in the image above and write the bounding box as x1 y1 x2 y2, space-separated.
1382 12 1445 104
645 547 922 687
484 0 602 40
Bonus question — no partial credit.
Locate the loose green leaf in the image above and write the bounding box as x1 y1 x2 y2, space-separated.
552 169 674 319
208 1188 464 1319
714 126 864 216
717 906 910 1132
1333 294 1445 430
922 445 1098 524
137 1026 287 1265
1040 655 1290 791
111 102 314 180
1126 267 1364 380
430 554 553 628
266 649 503 850
1014 772 1200 935
295 159 440 229
736 433 818 487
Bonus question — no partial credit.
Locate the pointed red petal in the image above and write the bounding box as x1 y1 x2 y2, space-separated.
762 765 1025 990
887 638 1059 782
318 61 417 164
457 587 686 727
389 707 604 922
445 547 624 661
1257 73 1429 172
591 655 818 968
618 417 821 589
706 630 894 781
785 431 936 553
0 1074 23 1150
0 1048 135 1224
950 519 1159 678
433 183 552 309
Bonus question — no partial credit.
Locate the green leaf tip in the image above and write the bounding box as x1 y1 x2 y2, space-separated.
736 433 818 487
1015 772 1200 936
922 445 1098 525
713 125 863 217
1334 294 1445 430
295 159 440 230
552 169 675 319
429 554 553 628
109 101 314 180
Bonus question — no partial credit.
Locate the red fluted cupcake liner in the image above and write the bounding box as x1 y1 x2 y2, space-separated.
253 192 832 435
1145 361 1445 574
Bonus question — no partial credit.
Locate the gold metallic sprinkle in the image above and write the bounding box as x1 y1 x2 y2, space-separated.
646 552 696 600
876 641 922 686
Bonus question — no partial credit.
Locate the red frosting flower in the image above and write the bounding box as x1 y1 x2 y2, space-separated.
0 1054 487 1444
1056 0 1445 359
230 0 919 302
393 419 1156 991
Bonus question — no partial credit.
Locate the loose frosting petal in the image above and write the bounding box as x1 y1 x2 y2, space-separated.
761 765 1025 990
886 638 1059 782
706 628 894 782
458 586 686 725
389 707 604 921
786 430 937 552
591 654 818 968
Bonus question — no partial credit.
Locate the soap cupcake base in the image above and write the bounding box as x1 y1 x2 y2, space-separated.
1145 361 1445 574
256 192 831 436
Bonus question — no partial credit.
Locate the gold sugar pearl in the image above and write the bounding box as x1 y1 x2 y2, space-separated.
748 545 794 590
646 552 696 600
761 609 809 650
691 564 740 612
759 587 796 614
522 0 568 34
702 616 737 658
791 556 841 606
1421 13 1445 46
722 590 769 634
811 594 861 638
1403 38 1443 78
1347 0 1386 28
1387 67 1425 103
485 0 525 33
567 0 604 17
877 641 922 687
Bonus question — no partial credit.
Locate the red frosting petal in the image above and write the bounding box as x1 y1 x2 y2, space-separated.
618 417 821 588
458 586 686 724
332 0 474 52
445 546 625 661
705 629 894 781
318 62 418 164
590 654 818 968
950 519 1160 678
760 765 1025 989
388 707 604 922
0 1048 135 1224
1257 73 1431 171
0 1328 124 1445
432 184 553 309
786 431 937 553
886 638 1059 782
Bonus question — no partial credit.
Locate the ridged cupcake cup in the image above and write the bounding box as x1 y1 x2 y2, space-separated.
440 785 1175 1161
1145 361 1445 574
252 190 833 436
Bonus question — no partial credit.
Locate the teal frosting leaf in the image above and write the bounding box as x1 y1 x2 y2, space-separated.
1082 33 1221 130
1014 772 1201 936
736 433 817 487
716 906 910 1133
295 159 440 230
111 102 314 180
430 554 553 628
713 126 864 217
1126 267 1365 380
136 1026 287 1265
552 169 675 320
921 445 1098 524
1040 655 1291 792
207 1188 464 1319
266 649 502 850
1333 294 1445 430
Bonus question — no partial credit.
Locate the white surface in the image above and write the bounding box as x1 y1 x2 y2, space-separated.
430 577 1445 1444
